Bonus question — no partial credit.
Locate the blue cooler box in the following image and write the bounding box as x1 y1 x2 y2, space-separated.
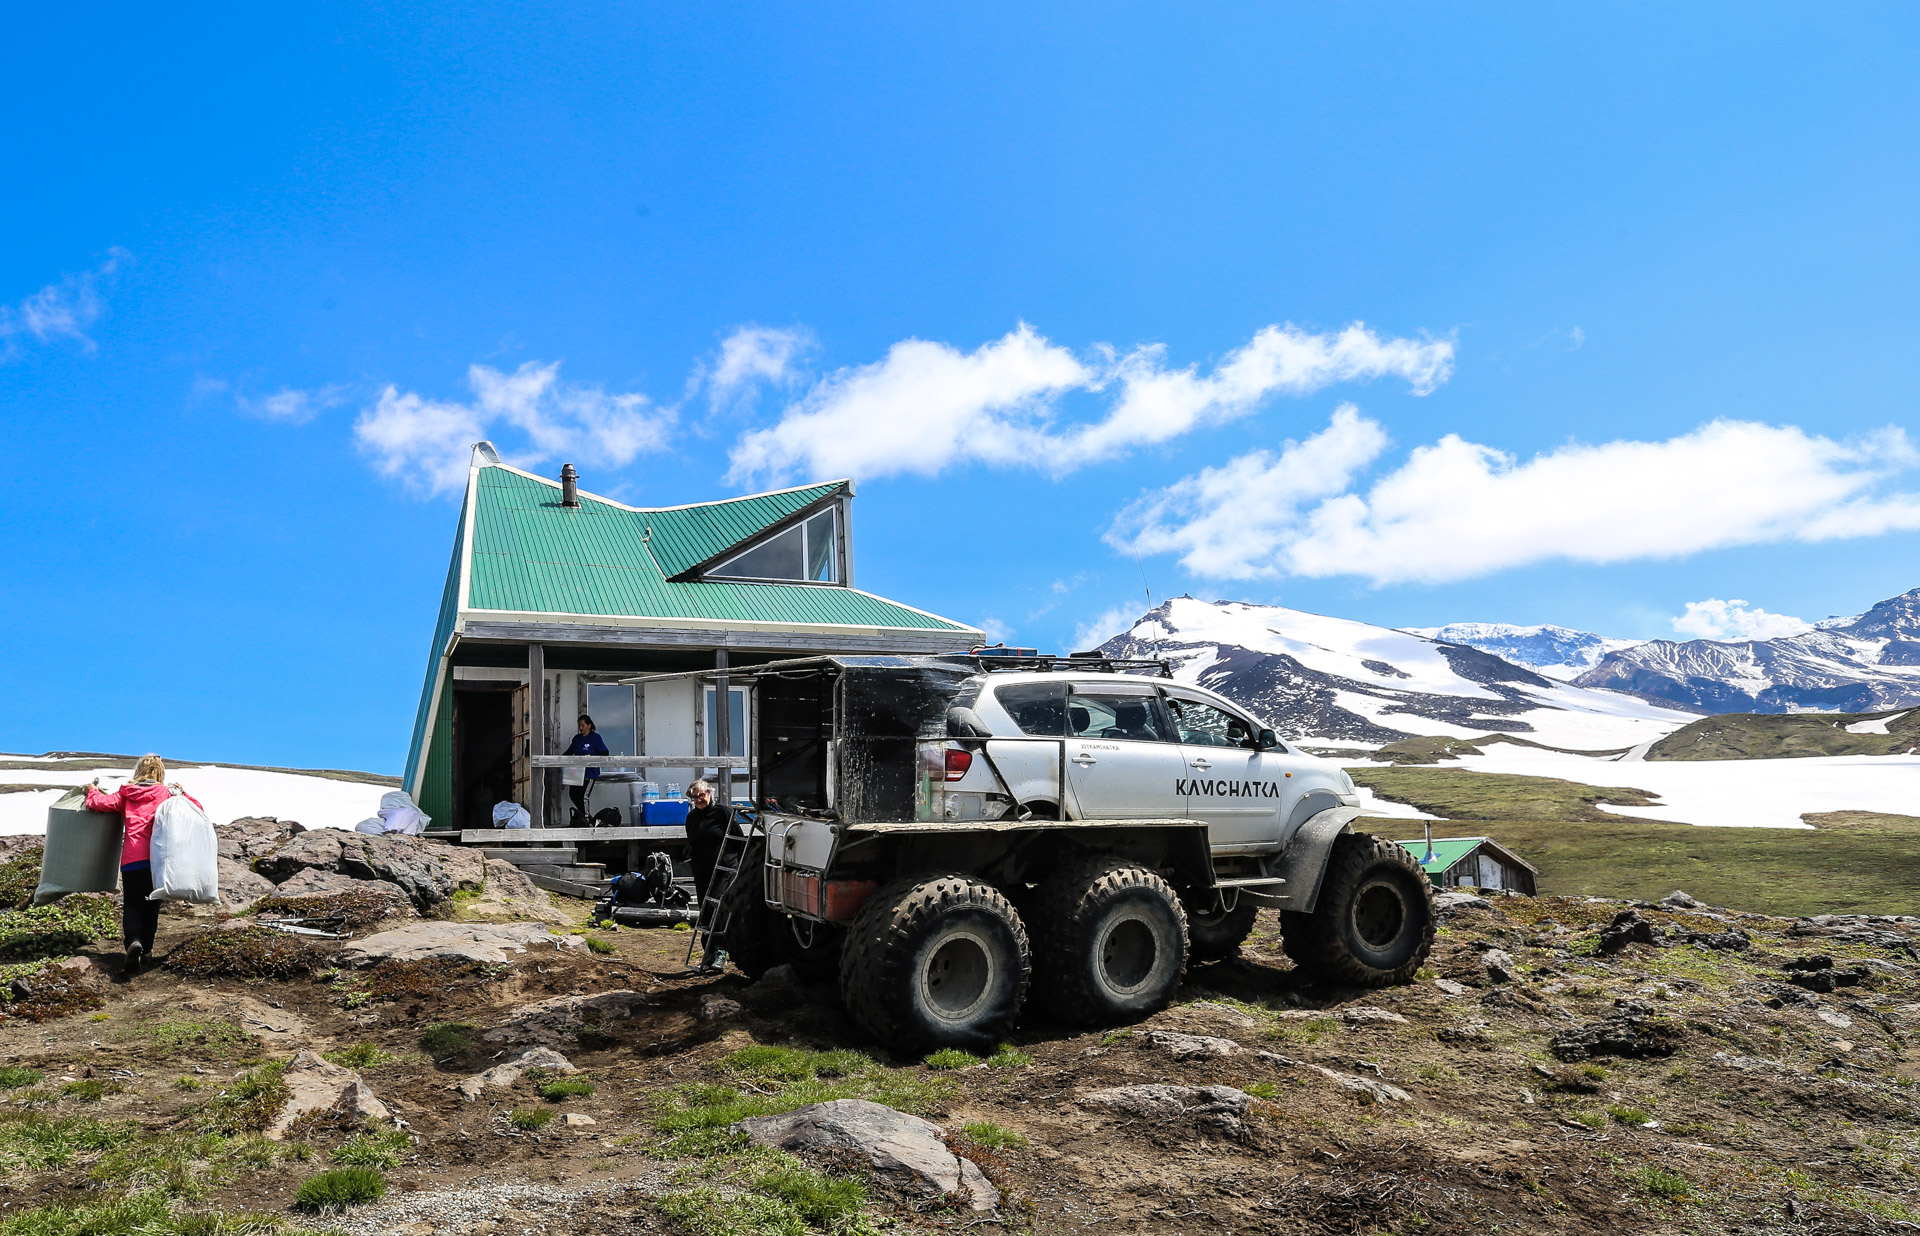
644 800 689 825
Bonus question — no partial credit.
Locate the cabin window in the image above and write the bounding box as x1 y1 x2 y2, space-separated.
584 683 638 770
703 685 749 757
709 508 840 583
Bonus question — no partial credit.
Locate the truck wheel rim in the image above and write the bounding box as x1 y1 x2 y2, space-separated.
920 927 996 1022
1096 911 1159 995
1353 879 1406 950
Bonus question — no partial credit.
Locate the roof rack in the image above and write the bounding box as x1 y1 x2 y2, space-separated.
963 649 1173 678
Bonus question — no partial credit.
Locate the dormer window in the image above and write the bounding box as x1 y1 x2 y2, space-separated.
708 507 840 583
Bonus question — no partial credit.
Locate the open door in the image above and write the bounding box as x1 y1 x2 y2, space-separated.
511 682 531 812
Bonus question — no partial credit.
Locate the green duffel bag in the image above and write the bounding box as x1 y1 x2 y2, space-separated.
33 788 124 906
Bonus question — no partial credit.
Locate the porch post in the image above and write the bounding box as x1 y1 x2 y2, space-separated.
713 649 730 808
528 641 547 828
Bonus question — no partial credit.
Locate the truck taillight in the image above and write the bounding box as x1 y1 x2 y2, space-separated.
943 749 973 781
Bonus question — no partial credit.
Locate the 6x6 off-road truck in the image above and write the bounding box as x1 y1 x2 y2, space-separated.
660 652 1434 1051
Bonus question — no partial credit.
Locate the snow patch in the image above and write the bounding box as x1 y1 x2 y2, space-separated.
0 758 395 836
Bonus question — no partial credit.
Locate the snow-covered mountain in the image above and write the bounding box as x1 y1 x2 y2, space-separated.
1403 622 1642 681
1573 586 1920 714
1097 598 1698 749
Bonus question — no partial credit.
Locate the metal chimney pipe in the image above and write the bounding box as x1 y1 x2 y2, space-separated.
560 463 579 507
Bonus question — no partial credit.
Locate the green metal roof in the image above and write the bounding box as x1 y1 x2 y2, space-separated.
1393 836 1491 877
645 481 844 578
464 466 973 633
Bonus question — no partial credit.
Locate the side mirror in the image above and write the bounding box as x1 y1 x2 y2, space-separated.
1257 729 1280 751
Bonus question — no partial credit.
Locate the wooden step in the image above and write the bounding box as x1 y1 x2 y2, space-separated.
522 862 608 883
476 847 579 865
525 872 604 899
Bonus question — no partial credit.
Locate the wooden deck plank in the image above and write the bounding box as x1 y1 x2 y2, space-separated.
457 826 689 844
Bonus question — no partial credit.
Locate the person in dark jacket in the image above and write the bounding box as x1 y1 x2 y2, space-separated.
563 715 610 825
684 779 731 908
684 779 734 971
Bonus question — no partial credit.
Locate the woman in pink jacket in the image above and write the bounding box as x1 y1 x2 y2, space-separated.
85 754 202 972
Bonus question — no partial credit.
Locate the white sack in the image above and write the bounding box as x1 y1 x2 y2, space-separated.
354 817 387 835
376 789 429 836
149 792 221 904
492 801 531 829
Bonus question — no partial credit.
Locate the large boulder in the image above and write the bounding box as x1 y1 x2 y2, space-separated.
218 817 306 863
1079 1084 1253 1137
480 989 645 1047
264 1050 392 1141
267 868 416 918
450 859 571 926
455 1046 576 1100
734 1099 998 1211
255 831 485 913
1551 1000 1686 1061
342 921 577 966
214 858 276 912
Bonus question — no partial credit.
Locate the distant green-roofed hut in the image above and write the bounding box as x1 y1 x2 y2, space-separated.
403 443 982 837
1394 835 1538 895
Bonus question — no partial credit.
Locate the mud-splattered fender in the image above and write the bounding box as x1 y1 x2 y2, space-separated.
1262 805 1365 913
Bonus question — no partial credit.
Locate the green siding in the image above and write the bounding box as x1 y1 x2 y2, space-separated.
645 482 844 577
466 468 970 632
416 670 454 829
403 505 466 794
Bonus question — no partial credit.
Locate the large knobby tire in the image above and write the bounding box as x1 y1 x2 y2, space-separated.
1028 854 1189 1027
1184 894 1260 962
716 860 844 983
715 862 779 980
839 873 1031 1053
1281 832 1434 986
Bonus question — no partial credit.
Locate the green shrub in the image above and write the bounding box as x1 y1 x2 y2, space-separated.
715 1045 871 1084
1608 1104 1652 1126
0 1067 42 1090
984 1046 1033 1069
1636 1165 1693 1199
0 847 43 912
59 1079 122 1102
584 936 616 955
419 1022 478 1060
658 1187 808 1236
1243 1081 1280 1102
0 1110 137 1173
743 1153 868 1229
509 1109 555 1132
958 1121 1028 1150
0 895 116 959
538 1077 595 1101
923 1049 977 1071
0 1188 334 1235
293 1166 387 1211
118 1018 255 1060
202 1064 288 1136
166 929 328 980
330 1129 412 1170
321 1044 394 1070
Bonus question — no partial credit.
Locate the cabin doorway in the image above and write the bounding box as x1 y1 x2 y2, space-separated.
453 685 517 831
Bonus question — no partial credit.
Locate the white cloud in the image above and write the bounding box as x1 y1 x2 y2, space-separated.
1671 599 1812 642
974 618 1015 646
238 384 352 424
1072 604 1145 653
1109 413 1920 585
707 326 812 409
727 322 1452 484
0 249 127 358
354 361 674 497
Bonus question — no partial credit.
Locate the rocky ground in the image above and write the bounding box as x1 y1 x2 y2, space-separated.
0 826 1916 1235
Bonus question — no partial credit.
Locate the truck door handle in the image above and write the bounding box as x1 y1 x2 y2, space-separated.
1071 753 1098 767
1189 758 1211 770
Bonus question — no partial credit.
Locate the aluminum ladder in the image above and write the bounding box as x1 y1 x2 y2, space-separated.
688 810 758 969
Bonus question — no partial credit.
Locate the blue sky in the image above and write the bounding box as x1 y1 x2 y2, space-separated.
5 5 1919 771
